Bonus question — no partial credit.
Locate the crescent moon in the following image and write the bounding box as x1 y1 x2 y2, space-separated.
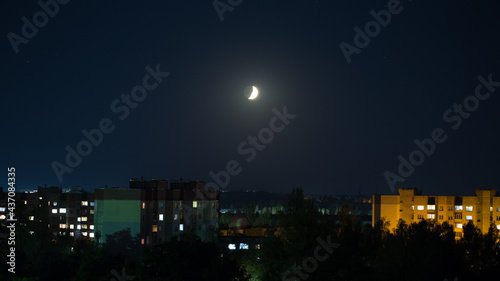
248 86 258 100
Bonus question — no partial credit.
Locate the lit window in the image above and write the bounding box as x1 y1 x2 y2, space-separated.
0 207 8 212
59 224 66 229
456 224 463 229
141 239 144 245
411 206 414 211
70 232 74 237
48 201 51 206
228 244 236 250
77 225 81 230
89 233 94 238
427 205 435 210
239 243 249 250
39 197 42 200
466 206 473 211
174 214 178 220
77 217 81 222
90 202 94 206
159 214 164 221
497 207 500 212
417 206 424 211
90 210 94 214
256 244 261 250
82 232 88 236
59 208 66 214
70 224 74 229
142 202 145 209
53 202 58 206
81 217 87 222
51 209 58 214
81 201 88 206
455 206 463 211
193 201 198 208
90 225 94 230
497 225 500 230
0 215 5 220
27 215 33 221
24 200 27 205
82 225 87 229
180 224 184 231
427 214 435 219
490 207 493 212
152 225 158 232
466 216 473 220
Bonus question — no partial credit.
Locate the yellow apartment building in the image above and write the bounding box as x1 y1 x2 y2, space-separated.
373 188 500 239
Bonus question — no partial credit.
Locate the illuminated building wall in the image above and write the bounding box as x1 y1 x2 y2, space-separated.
94 188 141 244
373 188 500 239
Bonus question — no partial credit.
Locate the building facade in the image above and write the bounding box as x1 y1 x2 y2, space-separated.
94 188 141 244
0 179 220 246
130 179 220 246
373 188 500 239
0 186 96 242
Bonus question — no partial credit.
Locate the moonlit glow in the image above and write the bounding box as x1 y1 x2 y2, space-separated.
248 86 259 100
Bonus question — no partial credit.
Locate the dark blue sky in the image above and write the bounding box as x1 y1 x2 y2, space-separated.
1 0 500 196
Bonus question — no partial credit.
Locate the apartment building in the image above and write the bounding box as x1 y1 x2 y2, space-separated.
94 187 141 244
94 179 220 246
1 186 95 241
0 179 220 246
131 179 220 246
373 188 500 239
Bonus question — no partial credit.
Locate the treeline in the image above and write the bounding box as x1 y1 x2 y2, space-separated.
2 188 499 280
0 226 244 281
237 189 500 280
220 201 282 228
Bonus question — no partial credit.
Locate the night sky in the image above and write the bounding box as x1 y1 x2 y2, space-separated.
1 0 500 196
